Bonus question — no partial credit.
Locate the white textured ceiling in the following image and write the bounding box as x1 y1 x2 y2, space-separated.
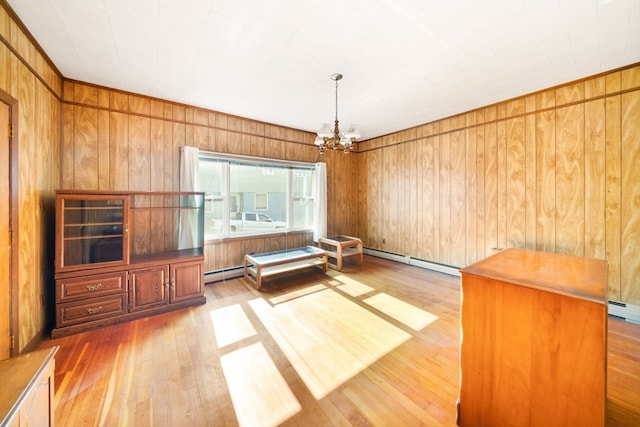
7 0 640 140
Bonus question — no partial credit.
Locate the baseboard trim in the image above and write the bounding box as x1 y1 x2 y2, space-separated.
205 266 244 283
363 247 460 277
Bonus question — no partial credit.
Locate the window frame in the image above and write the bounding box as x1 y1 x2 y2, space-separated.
199 152 317 239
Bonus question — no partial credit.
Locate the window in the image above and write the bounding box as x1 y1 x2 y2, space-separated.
199 153 317 239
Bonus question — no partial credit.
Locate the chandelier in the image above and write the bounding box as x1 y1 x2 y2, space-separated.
314 73 361 154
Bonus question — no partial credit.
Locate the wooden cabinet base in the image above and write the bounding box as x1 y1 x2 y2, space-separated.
0 347 58 426
53 257 206 338
458 249 607 427
51 295 205 338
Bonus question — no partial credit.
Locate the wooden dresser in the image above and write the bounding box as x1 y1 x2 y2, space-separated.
458 248 607 427
0 346 59 426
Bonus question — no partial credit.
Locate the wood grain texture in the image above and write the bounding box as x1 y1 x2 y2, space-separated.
555 104 585 256
1 3 63 353
605 95 622 300
420 136 435 261
620 91 640 304
460 249 608 427
506 117 526 249
440 133 453 262
38 255 640 427
584 99 606 259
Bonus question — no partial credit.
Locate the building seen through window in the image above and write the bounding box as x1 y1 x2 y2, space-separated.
199 154 317 239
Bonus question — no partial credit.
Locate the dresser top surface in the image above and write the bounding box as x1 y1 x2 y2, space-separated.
460 248 608 304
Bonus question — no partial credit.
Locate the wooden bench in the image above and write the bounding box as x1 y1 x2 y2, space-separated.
244 246 328 290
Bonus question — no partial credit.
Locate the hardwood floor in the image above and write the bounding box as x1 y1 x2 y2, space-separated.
40 255 640 426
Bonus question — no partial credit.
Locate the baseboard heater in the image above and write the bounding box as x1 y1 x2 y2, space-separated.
363 247 461 277
362 247 640 324
608 300 640 325
204 266 244 283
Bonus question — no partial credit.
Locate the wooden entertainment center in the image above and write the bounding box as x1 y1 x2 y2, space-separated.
52 190 206 338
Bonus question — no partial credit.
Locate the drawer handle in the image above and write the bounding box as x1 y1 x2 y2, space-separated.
86 283 103 291
86 306 103 314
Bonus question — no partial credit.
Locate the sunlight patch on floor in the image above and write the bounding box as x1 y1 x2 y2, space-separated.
220 342 301 427
331 274 375 296
249 289 412 399
363 293 439 331
210 304 256 348
268 283 327 305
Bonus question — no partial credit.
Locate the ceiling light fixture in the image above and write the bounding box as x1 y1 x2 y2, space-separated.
314 73 361 154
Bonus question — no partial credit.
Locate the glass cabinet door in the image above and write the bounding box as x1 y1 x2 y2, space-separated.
57 195 129 270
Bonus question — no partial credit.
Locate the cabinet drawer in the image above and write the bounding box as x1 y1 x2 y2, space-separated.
56 272 127 303
56 294 127 327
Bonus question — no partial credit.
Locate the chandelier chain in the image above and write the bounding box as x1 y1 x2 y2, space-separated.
314 72 360 155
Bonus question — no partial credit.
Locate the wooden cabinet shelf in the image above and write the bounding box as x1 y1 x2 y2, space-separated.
53 191 206 338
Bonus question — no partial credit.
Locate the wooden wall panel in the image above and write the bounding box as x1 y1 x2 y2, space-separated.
73 107 99 189
407 136 419 256
620 91 640 304
109 112 129 190
584 99 606 260
129 115 151 191
555 104 584 256
464 123 477 265
1 2 63 351
439 132 451 264
475 124 486 259
484 122 498 256
496 119 507 251
450 130 466 267
420 136 435 261
384 144 399 254
506 117 526 251
535 110 555 252
605 95 622 300
355 63 640 306
98 109 110 190
366 149 381 249
524 113 537 250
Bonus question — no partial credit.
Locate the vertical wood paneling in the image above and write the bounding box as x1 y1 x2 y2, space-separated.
98 109 110 190
367 150 381 249
61 104 74 188
584 99 606 259
465 125 477 265
475 124 486 259
150 119 164 192
524 114 537 250
420 136 435 261
384 144 398 253
73 107 98 189
407 136 419 256
110 112 129 190
536 110 555 252
496 120 507 250
129 115 151 191
484 122 498 254
555 104 585 256
450 130 465 267
1 3 63 351
620 91 640 304
506 117 526 249
605 95 622 300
